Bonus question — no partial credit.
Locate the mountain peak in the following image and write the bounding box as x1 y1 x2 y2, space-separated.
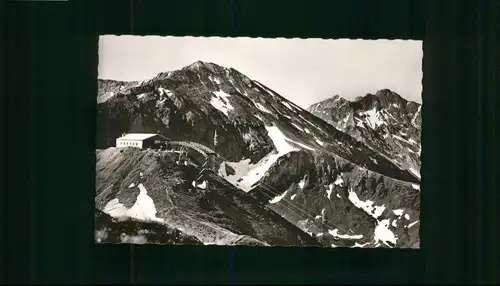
376 88 393 95
315 94 345 105
353 89 402 102
187 60 208 68
353 95 369 102
374 89 405 102
349 89 407 111
185 60 222 72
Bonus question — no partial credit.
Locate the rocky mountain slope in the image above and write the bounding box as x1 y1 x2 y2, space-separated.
246 150 420 248
96 61 420 248
95 147 322 246
97 79 140 103
307 91 421 178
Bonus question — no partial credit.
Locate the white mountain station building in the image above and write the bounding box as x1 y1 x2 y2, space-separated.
115 133 169 149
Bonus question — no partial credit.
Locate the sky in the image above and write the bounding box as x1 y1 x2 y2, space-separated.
99 36 422 108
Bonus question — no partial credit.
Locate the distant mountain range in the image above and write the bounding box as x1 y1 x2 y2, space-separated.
95 61 420 248
307 90 421 178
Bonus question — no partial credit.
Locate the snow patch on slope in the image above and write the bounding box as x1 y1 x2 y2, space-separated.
328 229 363 240
337 114 351 130
209 75 222 85
253 114 264 122
391 219 398 227
254 101 273 114
266 126 298 154
103 199 128 218
393 209 404 216
359 108 385 129
392 134 408 143
346 187 399 246
408 220 419 228
222 126 298 192
348 189 385 219
334 174 344 186
158 87 174 97
103 183 164 223
355 118 365 128
291 122 304 132
210 90 234 116
194 180 207 190
281 101 295 111
409 167 421 179
98 92 115 103
269 190 288 204
353 242 371 248
224 155 277 191
374 219 397 247
298 178 306 189
326 184 333 200
314 137 325 146
125 184 164 222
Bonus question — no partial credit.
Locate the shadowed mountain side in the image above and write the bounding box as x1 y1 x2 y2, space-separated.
96 147 322 246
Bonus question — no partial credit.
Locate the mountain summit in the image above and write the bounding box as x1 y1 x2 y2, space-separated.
96 61 420 248
307 90 421 177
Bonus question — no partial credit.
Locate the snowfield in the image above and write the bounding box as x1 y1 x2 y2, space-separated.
103 183 164 223
222 125 298 192
210 90 234 116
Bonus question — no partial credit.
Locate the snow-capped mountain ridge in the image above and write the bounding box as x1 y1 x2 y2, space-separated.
97 61 417 178
96 60 420 248
307 89 421 178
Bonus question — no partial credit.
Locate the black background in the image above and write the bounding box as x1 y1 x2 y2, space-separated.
3 0 499 284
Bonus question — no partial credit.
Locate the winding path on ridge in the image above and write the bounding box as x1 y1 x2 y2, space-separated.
167 141 220 159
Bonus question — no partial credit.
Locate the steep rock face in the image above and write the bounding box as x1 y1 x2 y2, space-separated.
95 147 321 247
247 150 420 248
307 90 421 178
